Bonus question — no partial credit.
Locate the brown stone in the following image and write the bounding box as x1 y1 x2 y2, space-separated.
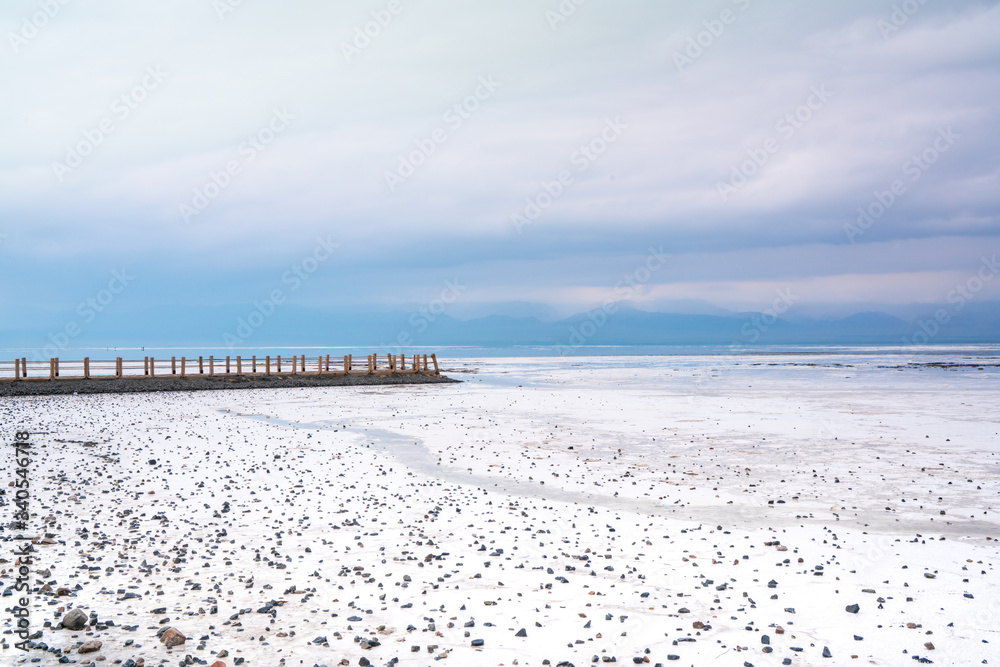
210 662 226 667
160 627 186 647
57 587 71 596
79 640 102 653
924 642 935 650
692 621 704 629
775 625 785 635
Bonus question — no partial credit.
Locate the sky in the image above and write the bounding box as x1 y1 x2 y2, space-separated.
1 0 999 344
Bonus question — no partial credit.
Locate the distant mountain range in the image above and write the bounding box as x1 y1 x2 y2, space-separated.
5 300 999 355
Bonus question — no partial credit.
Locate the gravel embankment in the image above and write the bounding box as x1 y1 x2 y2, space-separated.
0 373 458 396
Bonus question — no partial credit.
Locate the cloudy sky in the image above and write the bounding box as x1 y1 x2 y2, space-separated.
2 0 998 336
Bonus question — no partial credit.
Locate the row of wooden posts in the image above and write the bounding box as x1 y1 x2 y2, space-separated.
4 353 439 382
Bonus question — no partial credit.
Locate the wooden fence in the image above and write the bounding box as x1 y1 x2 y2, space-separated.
0 352 440 382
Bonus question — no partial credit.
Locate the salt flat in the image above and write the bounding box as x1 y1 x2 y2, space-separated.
2 354 998 666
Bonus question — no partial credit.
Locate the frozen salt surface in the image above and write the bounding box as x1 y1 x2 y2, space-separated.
2 353 998 666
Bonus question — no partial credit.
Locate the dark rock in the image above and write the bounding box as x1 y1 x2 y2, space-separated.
62 608 88 630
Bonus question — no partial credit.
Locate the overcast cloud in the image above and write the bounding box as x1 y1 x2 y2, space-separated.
1 0 998 325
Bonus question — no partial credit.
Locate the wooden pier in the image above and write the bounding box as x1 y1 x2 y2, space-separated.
1 352 440 383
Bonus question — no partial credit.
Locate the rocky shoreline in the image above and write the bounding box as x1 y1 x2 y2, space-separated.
0 373 458 397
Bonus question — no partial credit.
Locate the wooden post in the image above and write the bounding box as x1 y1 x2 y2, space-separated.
116 357 123 378
348 354 353 374
342 355 348 376
171 357 176 375
400 354 405 371
51 358 57 379
21 358 27 378
291 355 297 376
150 357 155 377
144 356 148 376
277 355 281 373
266 356 271 376
412 354 418 373
181 357 186 377
325 354 330 372
299 355 304 373
422 354 428 372
209 356 214 376
252 355 257 374
237 356 242 375
226 356 230 374
13 358 19 381
83 357 90 379
431 353 439 374
199 356 204 374
317 355 322 376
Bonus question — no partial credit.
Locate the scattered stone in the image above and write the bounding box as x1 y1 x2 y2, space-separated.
62 608 88 630
160 627 186 647
78 640 102 653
